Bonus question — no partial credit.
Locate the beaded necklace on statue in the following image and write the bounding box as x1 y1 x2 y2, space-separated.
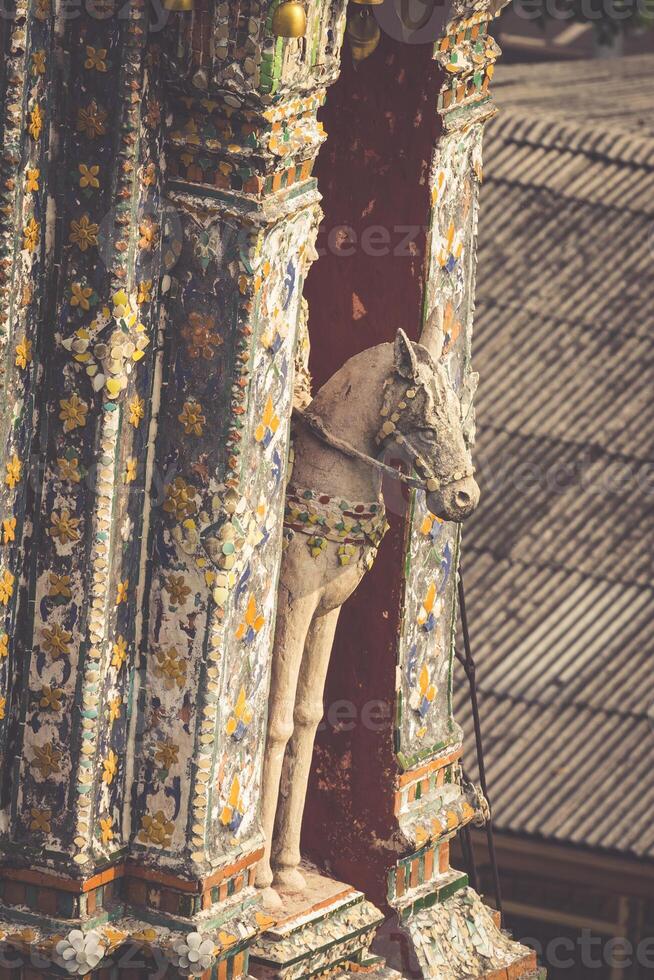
283 483 389 567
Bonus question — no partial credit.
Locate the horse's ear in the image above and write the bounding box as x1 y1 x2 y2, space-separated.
420 307 445 361
394 329 419 379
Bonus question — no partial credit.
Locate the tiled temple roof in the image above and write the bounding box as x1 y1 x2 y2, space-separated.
477 53 654 136
454 54 654 860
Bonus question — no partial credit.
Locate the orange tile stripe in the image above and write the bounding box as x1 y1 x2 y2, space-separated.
397 748 462 788
272 885 356 929
439 842 450 874
125 847 264 894
2 847 264 899
2 863 124 895
391 839 456 900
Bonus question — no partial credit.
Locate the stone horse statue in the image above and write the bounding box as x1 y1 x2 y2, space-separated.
257 328 480 909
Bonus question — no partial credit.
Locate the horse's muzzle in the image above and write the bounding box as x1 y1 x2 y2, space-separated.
427 475 480 523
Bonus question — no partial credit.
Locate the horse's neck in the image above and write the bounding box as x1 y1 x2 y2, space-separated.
311 345 392 454
291 345 393 503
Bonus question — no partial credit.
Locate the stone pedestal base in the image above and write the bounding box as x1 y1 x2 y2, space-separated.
0 858 263 978
395 886 540 979
249 868 386 980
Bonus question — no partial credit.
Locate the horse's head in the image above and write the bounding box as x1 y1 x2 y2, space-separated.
377 330 480 523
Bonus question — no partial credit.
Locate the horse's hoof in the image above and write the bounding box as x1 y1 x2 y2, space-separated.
260 886 283 911
254 861 274 890
273 866 307 893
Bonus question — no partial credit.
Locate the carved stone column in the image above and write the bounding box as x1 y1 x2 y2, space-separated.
385 15 541 975
0 0 392 976
0 0 168 971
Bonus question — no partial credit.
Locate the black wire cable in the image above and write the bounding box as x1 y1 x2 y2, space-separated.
456 567 503 916
459 823 480 892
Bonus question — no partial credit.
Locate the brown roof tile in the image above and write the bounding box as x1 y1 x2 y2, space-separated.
455 54 654 860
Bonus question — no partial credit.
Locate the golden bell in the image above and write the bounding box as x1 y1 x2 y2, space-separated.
272 1 307 37
163 0 193 10
346 6 381 62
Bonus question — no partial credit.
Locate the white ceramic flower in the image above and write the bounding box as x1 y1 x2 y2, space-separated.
172 932 216 975
55 929 105 974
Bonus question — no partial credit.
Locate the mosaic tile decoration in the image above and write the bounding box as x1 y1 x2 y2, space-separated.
133 199 321 871
396 118 486 770
171 0 348 101
2 0 163 871
405 887 539 980
0 0 354 971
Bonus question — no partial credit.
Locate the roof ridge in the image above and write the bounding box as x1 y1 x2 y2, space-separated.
475 295 654 346
466 544 654 595
487 107 654 172
472 684 654 725
476 420 654 472
492 51 654 89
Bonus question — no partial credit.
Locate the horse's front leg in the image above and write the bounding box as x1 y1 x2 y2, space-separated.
271 604 342 892
257 581 318 908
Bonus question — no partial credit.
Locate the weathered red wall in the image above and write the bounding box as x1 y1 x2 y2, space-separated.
302 29 443 905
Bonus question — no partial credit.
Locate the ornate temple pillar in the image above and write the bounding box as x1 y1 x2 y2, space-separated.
0 0 167 970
